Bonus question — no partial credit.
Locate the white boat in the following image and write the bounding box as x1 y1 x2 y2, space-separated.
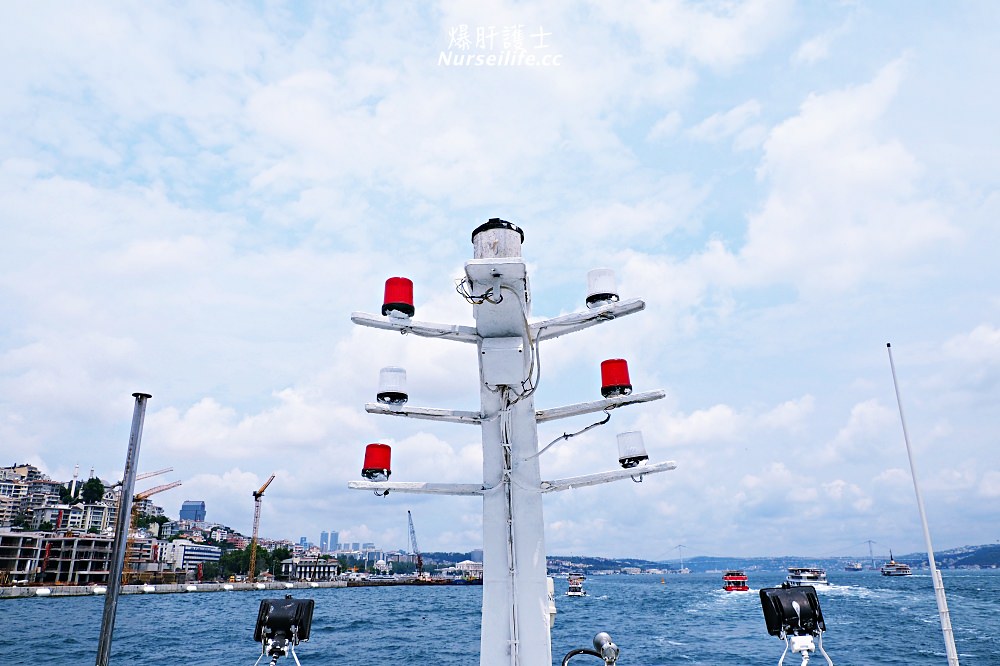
844 561 863 572
881 551 913 576
566 573 586 597
785 567 829 586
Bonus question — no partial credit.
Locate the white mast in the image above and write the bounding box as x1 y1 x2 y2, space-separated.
349 220 676 666
886 343 959 666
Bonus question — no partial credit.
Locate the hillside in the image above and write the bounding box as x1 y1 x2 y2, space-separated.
425 543 1000 573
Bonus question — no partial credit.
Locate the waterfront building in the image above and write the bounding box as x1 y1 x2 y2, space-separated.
0 495 19 527
160 538 221 574
0 530 43 583
457 560 484 577
280 556 341 581
30 504 83 531
39 534 114 584
0 530 114 585
227 534 249 549
0 464 45 482
178 500 206 522
80 502 117 533
133 497 165 517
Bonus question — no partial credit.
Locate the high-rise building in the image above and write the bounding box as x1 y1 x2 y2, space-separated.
299 536 308 549
330 531 339 552
320 531 329 552
179 501 206 522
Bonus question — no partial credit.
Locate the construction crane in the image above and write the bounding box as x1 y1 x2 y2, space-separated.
124 480 182 583
248 474 276 583
407 510 423 576
136 467 173 482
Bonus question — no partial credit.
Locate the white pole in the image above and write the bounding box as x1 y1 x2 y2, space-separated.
886 343 959 665
473 223 551 666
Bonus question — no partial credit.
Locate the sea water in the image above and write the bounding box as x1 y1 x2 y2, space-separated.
3 570 998 665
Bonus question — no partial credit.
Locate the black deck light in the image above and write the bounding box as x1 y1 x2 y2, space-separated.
253 595 315 665
759 584 833 665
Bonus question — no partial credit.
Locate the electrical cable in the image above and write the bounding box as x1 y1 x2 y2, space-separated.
523 410 612 461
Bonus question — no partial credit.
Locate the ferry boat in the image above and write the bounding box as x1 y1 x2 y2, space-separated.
566 573 586 597
785 567 829 587
844 561 863 572
721 570 749 592
881 551 913 576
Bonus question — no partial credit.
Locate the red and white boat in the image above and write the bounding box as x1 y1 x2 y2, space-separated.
722 570 749 592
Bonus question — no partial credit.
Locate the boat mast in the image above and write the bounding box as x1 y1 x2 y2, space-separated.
348 220 677 666
886 343 959 666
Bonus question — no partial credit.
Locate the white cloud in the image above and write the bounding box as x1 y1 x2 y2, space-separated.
824 399 895 461
758 395 815 431
979 471 1000 498
1 2 998 560
689 100 761 142
944 324 1000 363
734 58 958 295
647 111 683 141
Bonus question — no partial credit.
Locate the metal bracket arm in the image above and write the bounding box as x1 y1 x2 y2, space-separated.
365 403 484 425
535 390 666 423
539 461 677 493
347 481 488 496
350 312 480 343
530 298 646 342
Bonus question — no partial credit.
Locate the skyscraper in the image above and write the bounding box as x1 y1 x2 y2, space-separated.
179 500 206 522
330 530 339 552
320 531 329 552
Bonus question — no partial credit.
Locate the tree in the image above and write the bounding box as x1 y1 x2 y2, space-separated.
38 521 54 532
11 512 30 529
80 478 106 503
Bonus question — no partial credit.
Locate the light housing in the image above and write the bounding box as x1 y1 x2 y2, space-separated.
377 366 408 405
586 268 620 309
617 431 649 469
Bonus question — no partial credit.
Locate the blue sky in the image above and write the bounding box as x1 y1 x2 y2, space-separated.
2 1 999 560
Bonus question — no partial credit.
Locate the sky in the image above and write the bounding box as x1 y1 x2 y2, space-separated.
2 1 999 561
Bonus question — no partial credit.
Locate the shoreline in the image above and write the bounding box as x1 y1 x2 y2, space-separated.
0 580 347 599
0 576 484 599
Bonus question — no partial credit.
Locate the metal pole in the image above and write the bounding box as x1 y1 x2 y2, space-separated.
886 344 959 665
96 392 152 666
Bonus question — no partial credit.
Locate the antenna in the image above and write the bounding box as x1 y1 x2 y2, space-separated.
886 343 959 665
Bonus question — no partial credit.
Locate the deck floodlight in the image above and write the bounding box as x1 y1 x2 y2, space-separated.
586 268 619 309
377 366 408 405
559 631 619 666
253 595 314 665
759 584 833 665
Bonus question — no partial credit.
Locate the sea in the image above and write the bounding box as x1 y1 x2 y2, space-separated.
3 570 998 665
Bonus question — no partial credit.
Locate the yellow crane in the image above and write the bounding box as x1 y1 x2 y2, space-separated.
124 479 182 583
135 467 173 482
248 474 275 583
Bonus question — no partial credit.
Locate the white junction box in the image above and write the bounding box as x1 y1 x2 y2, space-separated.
480 336 525 385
